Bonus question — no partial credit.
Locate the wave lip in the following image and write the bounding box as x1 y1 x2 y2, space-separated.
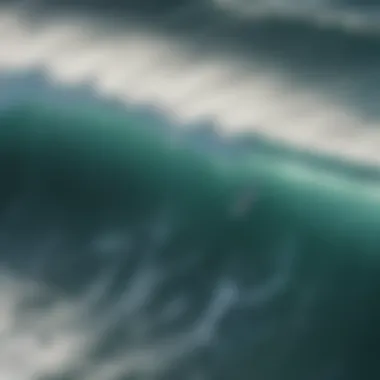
1 5 380 168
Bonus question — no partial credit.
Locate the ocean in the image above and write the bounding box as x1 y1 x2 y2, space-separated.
0 1 380 379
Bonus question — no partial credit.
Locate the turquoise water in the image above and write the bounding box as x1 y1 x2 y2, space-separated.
1 97 380 380
1 1 380 379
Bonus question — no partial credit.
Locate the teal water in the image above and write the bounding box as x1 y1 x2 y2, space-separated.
0 99 380 380
1 0 380 378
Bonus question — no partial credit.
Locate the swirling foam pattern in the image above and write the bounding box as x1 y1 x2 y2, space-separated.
0 1 380 380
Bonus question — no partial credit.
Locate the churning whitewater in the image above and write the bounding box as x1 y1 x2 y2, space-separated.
0 1 380 380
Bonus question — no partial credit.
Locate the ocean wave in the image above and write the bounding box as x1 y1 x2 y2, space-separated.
0 2 380 380
1 4 380 166
1 99 380 380
4 0 380 34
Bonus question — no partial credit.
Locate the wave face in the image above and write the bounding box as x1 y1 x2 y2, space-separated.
0 1 380 380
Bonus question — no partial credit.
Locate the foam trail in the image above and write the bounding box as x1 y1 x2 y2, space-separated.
213 0 380 32
0 7 380 166
0 197 301 380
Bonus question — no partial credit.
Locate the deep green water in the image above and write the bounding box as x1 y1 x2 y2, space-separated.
0 100 380 380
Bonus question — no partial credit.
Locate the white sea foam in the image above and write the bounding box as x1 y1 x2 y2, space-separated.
0 7 379 166
0 193 300 379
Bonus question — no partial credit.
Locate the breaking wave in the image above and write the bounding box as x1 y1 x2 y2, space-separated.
0 1 380 380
